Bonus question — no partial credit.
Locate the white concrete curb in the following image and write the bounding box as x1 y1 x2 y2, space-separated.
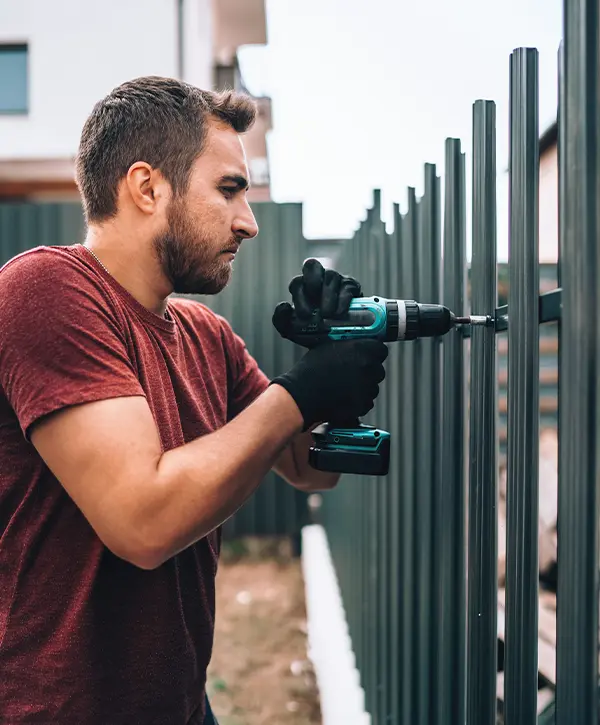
301 524 371 725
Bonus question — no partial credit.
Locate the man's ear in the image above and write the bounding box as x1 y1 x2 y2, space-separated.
125 162 169 215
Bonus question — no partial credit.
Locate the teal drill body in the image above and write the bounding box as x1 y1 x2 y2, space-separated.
286 296 490 476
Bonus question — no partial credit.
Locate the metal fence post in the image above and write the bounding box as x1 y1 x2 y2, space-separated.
556 0 600 721
400 187 418 725
466 99 499 725
375 199 392 723
388 201 402 725
414 165 440 725
363 204 377 718
436 138 467 725
504 47 540 725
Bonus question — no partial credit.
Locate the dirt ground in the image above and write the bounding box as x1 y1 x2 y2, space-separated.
206 536 322 725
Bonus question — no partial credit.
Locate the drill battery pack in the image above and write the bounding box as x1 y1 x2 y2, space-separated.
309 423 391 476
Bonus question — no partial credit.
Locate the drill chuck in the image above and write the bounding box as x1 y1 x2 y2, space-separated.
400 301 453 339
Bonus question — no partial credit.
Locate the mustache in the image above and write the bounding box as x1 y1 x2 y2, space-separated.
221 236 243 252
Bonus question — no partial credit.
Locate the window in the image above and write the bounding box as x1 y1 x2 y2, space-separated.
0 44 28 114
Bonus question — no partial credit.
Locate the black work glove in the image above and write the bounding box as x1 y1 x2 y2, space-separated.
270 338 388 431
272 258 363 342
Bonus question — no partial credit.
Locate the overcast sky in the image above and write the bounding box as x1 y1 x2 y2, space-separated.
239 0 563 261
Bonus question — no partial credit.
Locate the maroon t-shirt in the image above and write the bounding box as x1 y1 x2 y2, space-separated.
0 244 270 724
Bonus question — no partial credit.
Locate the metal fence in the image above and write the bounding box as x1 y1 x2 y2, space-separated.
0 199 314 540
319 16 599 725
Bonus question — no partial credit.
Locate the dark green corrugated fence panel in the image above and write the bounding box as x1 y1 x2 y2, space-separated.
208 202 310 539
0 202 85 265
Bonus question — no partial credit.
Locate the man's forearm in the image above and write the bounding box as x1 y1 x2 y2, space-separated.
141 385 303 567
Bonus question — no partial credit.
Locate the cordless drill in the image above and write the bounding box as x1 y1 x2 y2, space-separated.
286 295 491 476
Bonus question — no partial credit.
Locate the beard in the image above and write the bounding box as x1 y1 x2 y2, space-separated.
152 196 237 296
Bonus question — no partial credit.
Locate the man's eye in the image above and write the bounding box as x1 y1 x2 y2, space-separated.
220 187 237 198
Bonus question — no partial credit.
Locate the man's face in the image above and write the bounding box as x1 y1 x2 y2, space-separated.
153 120 259 295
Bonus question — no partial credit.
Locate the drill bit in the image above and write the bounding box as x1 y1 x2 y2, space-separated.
454 315 494 327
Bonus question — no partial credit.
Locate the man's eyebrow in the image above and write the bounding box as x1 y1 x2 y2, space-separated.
218 174 250 190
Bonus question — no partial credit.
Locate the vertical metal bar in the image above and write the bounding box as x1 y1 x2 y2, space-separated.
363 206 376 717
414 190 428 725
437 138 467 725
430 166 443 723
355 218 369 680
369 190 385 724
466 99 498 725
415 163 439 725
504 47 540 725
374 204 391 723
389 201 402 725
400 188 417 725
346 225 360 673
557 0 600 721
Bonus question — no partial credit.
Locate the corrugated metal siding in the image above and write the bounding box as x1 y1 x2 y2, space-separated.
199 202 311 538
0 199 310 539
0 202 85 265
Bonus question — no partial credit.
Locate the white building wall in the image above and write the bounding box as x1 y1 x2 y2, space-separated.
184 0 214 90
0 0 214 160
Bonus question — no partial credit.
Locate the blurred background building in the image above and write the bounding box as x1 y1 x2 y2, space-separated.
0 0 272 203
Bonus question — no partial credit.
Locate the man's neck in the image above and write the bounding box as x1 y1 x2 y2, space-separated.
83 226 171 318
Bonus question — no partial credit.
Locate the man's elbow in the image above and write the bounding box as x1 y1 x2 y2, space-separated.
105 531 168 571
95 506 174 570
106 506 216 570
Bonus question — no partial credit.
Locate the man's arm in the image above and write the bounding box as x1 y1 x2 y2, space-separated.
272 430 341 491
31 384 303 571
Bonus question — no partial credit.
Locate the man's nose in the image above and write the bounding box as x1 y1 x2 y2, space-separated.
233 200 259 239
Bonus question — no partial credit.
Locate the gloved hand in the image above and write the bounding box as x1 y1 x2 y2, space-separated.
270 338 388 431
272 258 362 342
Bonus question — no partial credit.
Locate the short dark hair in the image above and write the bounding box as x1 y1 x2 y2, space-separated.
75 76 257 223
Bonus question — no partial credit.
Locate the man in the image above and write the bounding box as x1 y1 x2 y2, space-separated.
0 76 387 724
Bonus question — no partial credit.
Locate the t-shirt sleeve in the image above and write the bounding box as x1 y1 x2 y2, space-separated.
217 316 270 421
0 249 145 440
